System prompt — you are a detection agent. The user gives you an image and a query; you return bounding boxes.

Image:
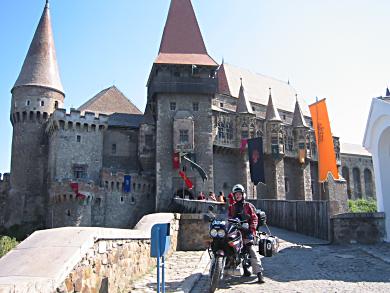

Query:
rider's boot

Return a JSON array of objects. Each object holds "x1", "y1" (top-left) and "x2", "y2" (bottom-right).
[
  {"x1": 243, "y1": 266, "x2": 251, "y2": 277},
  {"x1": 257, "y1": 272, "x2": 265, "y2": 283}
]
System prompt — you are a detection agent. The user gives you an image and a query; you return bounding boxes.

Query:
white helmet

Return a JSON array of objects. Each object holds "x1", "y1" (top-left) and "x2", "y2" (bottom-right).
[{"x1": 232, "y1": 184, "x2": 245, "y2": 194}]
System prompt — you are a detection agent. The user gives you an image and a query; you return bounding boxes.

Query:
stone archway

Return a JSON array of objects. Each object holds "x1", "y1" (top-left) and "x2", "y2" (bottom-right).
[{"x1": 363, "y1": 97, "x2": 390, "y2": 242}]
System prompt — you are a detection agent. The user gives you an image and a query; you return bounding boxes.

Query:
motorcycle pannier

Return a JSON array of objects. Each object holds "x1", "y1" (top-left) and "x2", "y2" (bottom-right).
[{"x1": 259, "y1": 234, "x2": 279, "y2": 257}]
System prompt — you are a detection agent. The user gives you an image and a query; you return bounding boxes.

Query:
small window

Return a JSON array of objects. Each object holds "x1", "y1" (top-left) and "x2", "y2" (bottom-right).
[
  {"x1": 40, "y1": 101, "x2": 45, "y2": 107},
  {"x1": 112, "y1": 144, "x2": 117, "y2": 154},
  {"x1": 66, "y1": 209, "x2": 71, "y2": 217},
  {"x1": 170, "y1": 102, "x2": 176, "y2": 111},
  {"x1": 193, "y1": 102, "x2": 199, "y2": 111},
  {"x1": 26, "y1": 100, "x2": 30, "y2": 106},
  {"x1": 241, "y1": 130, "x2": 249, "y2": 139},
  {"x1": 73, "y1": 165, "x2": 87, "y2": 179},
  {"x1": 76, "y1": 135, "x2": 81, "y2": 142},
  {"x1": 282, "y1": 114, "x2": 286, "y2": 120},
  {"x1": 120, "y1": 196, "x2": 124, "y2": 203},
  {"x1": 145, "y1": 134, "x2": 153, "y2": 148},
  {"x1": 252, "y1": 106, "x2": 255, "y2": 111},
  {"x1": 179, "y1": 129, "x2": 189, "y2": 144},
  {"x1": 54, "y1": 101, "x2": 58, "y2": 109},
  {"x1": 285, "y1": 178, "x2": 290, "y2": 193},
  {"x1": 220, "y1": 102, "x2": 224, "y2": 108}
]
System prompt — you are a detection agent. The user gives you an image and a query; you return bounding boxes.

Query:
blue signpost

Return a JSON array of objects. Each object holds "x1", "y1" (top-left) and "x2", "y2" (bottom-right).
[{"x1": 151, "y1": 223, "x2": 171, "y2": 293}]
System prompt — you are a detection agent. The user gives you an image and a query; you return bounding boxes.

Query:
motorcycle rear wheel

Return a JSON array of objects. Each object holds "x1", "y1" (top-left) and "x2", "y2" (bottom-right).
[{"x1": 210, "y1": 256, "x2": 224, "y2": 293}]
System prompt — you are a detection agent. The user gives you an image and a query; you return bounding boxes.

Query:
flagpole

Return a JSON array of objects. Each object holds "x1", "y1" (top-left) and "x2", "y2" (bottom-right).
[{"x1": 315, "y1": 97, "x2": 322, "y2": 200}]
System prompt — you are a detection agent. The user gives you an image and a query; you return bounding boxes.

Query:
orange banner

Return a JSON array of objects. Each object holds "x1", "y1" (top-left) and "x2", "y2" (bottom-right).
[{"x1": 309, "y1": 99, "x2": 339, "y2": 182}]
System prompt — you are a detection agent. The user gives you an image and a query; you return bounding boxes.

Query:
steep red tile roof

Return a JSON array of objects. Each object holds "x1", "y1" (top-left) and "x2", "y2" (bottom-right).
[
  {"x1": 78, "y1": 86, "x2": 142, "y2": 115},
  {"x1": 155, "y1": 0, "x2": 217, "y2": 66}
]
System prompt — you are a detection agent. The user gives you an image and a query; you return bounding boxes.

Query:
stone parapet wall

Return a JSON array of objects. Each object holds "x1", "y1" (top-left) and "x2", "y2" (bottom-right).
[
  {"x1": 58, "y1": 215, "x2": 180, "y2": 293},
  {"x1": 178, "y1": 214, "x2": 210, "y2": 251},
  {"x1": 0, "y1": 213, "x2": 179, "y2": 293},
  {"x1": 331, "y1": 212, "x2": 385, "y2": 244}
]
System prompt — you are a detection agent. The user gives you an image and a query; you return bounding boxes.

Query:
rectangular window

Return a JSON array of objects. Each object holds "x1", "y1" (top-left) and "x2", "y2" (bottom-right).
[
  {"x1": 220, "y1": 102, "x2": 224, "y2": 108},
  {"x1": 179, "y1": 130, "x2": 189, "y2": 144},
  {"x1": 241, "y1": 130, "x2": 249, "y2": 139},
  {"x1": 73, "y1": 165, "x2": 87, "y2": 179},
  {"x1": 170, "y1": 102, "x2": 176, "y2": 111},
  {"x1": 112, "y1": 144, "x2": 117, "y2": 154},
  {"x1": 76, "y1": 135, "x2": 81, "y2": 142},
  {"x1": 145, "y1": 134, "x2": 153, "y2": 148},
  {"x1": 193, "y1": 102, "x2": 199, "y2": 111}
]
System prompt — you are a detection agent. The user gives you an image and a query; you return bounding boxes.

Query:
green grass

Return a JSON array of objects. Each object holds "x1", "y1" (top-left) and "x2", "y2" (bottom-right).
[
  {"x1": 0, "y1": 236, "x2": 19, "y2": 258},
  {"x1": 348, "y1": 199, "x2": 377, "y2": 213}
]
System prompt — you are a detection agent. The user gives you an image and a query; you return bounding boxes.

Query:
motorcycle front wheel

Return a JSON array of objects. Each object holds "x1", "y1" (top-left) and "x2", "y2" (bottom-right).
[{"x1": 210, "y1": 256, "x2": 224, "y2": 293}]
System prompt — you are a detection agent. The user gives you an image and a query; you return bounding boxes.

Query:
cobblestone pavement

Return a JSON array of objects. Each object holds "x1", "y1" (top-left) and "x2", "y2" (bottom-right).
[
  {"x1": 130, "y1": 250, "x2": 208, "y2": 293},
  {"x1": 191, "y1": 229, "x2": 390, "y2": 293}
]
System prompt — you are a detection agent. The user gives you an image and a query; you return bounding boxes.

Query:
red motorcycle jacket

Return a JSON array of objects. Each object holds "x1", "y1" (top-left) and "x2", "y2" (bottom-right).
[{"x1": 228, "y1": 200, "x2": 258, "y2": 235}]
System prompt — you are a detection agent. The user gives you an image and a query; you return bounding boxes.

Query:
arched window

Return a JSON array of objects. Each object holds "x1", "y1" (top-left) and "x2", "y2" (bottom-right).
[
  {"x1": 342, "y1": 166, "x2": 351, "y2": 199},
  {"x1": 364, "y1": 169, "x2": 373, "y2": 198},
  {"x1": 54, "y1": 101, "x2": 58, "y2": 109},
  {"x1": 352, "y1": 168, "x2": 362, "y2": 198}
]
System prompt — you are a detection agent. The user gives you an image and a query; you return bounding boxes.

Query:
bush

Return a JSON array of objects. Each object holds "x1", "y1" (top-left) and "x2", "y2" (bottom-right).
[
  {"x1": 348, "y1": 199, "x2": 377, "y2": 213},
  {"x1": 0, "y1": 236, "x2": 19, "y2": 258}
]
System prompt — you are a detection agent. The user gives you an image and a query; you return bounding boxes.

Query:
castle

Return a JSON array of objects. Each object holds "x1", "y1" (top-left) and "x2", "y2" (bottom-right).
[{"x1": 0, "y1": 0, "x2": 346, "y2": 235}]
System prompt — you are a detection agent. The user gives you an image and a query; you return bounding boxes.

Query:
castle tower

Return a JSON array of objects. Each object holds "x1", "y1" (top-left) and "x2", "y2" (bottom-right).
[
  {"x1": 147, "y1": 0, "x2": 218, "y2": 211},
  {"x1": 236, "y1": 81, "x2": 256, "y2": 198},
  {"x1": 264, "y1": 89, "x2": 286, "y2": 199},
  {"x1": 7, "y1": 1, "x2": 65, "y2": 231},
  {"x1": 291, "y1": 96, "x2": 312, "y2": 200}
]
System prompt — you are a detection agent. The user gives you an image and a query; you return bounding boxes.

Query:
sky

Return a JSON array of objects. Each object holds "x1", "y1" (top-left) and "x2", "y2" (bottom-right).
[{"x1": 0, "y1": 0, "x2": 389, "y2": 173}]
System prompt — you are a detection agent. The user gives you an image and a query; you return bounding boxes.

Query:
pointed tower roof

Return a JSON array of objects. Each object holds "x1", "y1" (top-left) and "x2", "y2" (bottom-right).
[
  {"x1": 78, "y1": 86, "x2": 142, "y2": 115},
  {"x1": 217, "y1": 63, "x2": 231, "y2": 95},
  {"x1": 386, "y1": 87, "x2": 390, "y2": 97},
  {"x1": 155, "y1": 0, "x2": 217, "y2": 66},
  {"x1": 292, "y1": 95, "x2": 308, "y2": 128},
  {"x1": 236, "y1": 79, "x2": 253, "y2": 114},
  {"x1": 265, "y1": 88, "x2": 281, "y2": 122},
  {"x1": 12, "y1": 1, "x2": 64, "y2": 94}
]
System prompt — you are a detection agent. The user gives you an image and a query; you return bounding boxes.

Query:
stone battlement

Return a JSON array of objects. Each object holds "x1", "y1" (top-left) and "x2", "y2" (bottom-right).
[
  {"x1": 100, "y1": 168, "x2": 155, "y2": 194},
  {"x1": 46, "y1": 108, "x2": 108, "y2": 134},
  {"x1": 49, "y1": 180, "x2": 103, "y2": 204},
  {"x1": 0, "y1": 173, "x2": 10, "y2": 183}
]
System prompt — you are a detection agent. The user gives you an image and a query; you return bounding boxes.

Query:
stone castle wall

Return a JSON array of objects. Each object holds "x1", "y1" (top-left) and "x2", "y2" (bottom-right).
[{"x1": 156, "y1": 93, "x2": 214, "y2": 211}]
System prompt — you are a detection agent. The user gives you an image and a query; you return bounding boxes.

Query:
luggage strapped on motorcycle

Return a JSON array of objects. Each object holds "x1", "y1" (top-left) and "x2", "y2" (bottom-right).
[{"x1": 258, "y1": 222, "x2": 279, "y2": 257}]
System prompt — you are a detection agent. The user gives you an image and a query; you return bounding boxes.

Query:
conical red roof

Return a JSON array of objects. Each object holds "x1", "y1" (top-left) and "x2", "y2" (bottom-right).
[
  {"x1": 12, "y1": 2, "x2": 64, "y2": 94},
  {"x1": 155, "y1": 0, "x2": 217, "y2": 66}
]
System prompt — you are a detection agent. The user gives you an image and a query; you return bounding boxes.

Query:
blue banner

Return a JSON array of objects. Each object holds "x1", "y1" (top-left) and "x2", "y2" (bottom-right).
[{"x1": 124, "y1": 175, "x2": 131, "y2": 193}]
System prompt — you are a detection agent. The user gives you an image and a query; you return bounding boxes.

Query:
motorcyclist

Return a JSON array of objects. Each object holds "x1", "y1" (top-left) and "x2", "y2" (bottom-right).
[{"x1": 228, "y1": 184, "x2": 265, "y2": 283}]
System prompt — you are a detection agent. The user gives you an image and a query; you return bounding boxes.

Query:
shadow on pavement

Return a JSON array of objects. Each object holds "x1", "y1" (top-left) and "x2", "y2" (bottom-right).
[{"x1": 262, "y1": 244, "x2": 390, "y2": 283}]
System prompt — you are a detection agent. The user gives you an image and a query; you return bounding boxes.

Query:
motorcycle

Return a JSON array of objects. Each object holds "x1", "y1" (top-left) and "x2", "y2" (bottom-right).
[{"x1": 207, "y1": 210, "x2": 251, "y2": 293}]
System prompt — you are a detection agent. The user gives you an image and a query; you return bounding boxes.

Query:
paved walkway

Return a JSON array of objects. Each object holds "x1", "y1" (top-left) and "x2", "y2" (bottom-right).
[{"x1": 130, "y1": 227, "x2": 390, "y2": 293}]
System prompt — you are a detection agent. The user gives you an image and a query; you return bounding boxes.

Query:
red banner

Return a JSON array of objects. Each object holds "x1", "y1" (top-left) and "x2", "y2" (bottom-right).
[
  {"x1": 178, "y1": 171, "x2": 194, "y2": 189},
  {"x1": 173, "y1": 152, "x2": 181, "y2": 169}
]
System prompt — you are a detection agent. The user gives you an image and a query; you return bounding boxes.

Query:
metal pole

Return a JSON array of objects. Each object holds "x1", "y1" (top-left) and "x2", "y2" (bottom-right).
[
  {"x1": 157, "y1": 227, "x2": 160, "y2": 293},
  {"x1": 162, "y1": 256, "x2": 165, "y2": 293}
]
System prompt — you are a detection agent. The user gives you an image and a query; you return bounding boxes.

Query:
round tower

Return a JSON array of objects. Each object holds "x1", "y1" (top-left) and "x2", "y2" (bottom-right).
[{"x1": 6, "y1": 1, "x2": 65, "y2": 232}]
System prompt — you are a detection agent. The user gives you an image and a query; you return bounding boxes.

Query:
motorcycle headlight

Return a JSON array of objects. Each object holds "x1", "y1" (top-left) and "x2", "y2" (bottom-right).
[
  {"x1": 217, "y1": 229, "x2": 226, "y2": 238},
  {"x1": 210, "y1": 228, "x2": 218, "y2": 238}
]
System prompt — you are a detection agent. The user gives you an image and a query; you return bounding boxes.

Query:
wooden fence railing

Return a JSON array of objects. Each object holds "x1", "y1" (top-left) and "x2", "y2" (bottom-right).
[{"x1": 249, "y1": 199, "x2": 330, "y2": 240}]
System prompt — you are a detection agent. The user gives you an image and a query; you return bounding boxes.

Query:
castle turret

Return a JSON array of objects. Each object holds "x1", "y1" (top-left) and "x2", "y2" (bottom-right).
[
  {"x1": 291, "y1": 96, "x2": 313, "y2": 200},
  {"x1": 7, "y1": 1, "x2": 65, "y2": 232},
  {"x1": 264, "y1": 89, "x2": 285, "y2": 199},
  {"x1": 148, "y1": 0, "x2": 218, "y2": 211}
]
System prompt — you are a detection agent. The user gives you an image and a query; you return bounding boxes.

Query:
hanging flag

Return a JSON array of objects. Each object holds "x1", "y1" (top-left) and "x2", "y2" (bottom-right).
[
  {"x1": 124, "y1": 175, "x2": 131, "y2": 193},
  {"x1": 70, "y1": 182, "x2": 79, "y2": 194},
  {"x1": 247, "y1": 137, "x2": 265, "y2": 185},
  {"x1": 178, "y1": 170, "x2": 194, "y2": 189},
  {"x1": 182, "y1": 155, "x2": 208, "y2": 181},
  {"x1": 173, "y1": 152, "x2": 181, "y2": 169},
  {"x1": 309, "y1": 99, "x2": 339, "y2": 182},
  {"x1": 240, "y1": 139, "x2": 248, "y2": 153}
]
